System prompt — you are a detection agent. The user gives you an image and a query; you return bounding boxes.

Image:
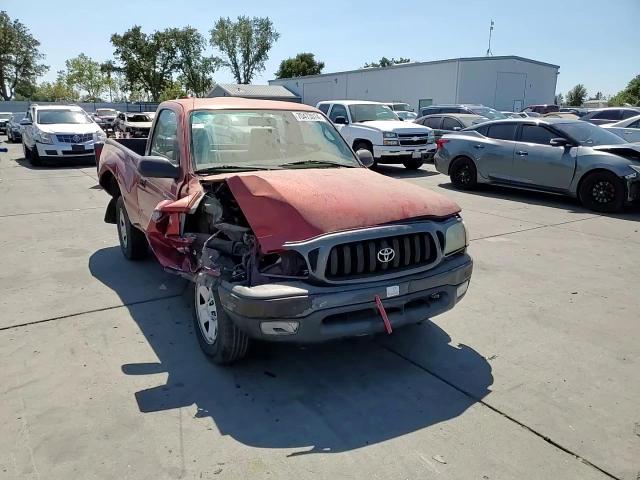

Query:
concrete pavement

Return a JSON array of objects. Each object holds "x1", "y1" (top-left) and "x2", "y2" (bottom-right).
[{"x1": 0, "y1": 140, "x2": 638, "y2": 479}]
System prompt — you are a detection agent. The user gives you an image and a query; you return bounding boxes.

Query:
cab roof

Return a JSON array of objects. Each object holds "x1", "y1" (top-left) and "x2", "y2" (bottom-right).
[{"x1": 163, "y1": 97, "x2": 320, "y2": 113}]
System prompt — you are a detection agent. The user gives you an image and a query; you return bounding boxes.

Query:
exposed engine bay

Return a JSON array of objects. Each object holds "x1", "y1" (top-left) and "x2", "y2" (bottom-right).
[{"x1": 184, "y1": 182, "x2": 308, "y2": 286}]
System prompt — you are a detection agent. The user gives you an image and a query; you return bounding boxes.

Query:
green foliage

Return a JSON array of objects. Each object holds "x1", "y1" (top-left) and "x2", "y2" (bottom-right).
[
  {"x1": 566, "y1": 84, "x2": 587, "y2": 106},
  {"x1": 363, "y1": 57, "x2": 410, "y2": 68},
  {"x1": 0, "y1": 10, "x2": 48, "y2": 100},
  {"x1": 26, "y1": 71, "x2": 78, "y2": 102},
  {"x1": 210, "y1": 16, "x2": 280, "y2": 84},
  {"x1": 174, "y1": 26, "x2": 218, "y2": 97},
  {"x1": 65, "y1": 53, "x2": 108, "y2": 101},
  {"x1": 554, "y1": 93, "x2": 564, "y2": 105},
  {"x1": 159, "y1": 79, "x2": 186, "y2": 101},
  {"x1": 608, "y1": 75, "x2": 640, "y2": 106},
  {"x1": 111, "y1": 25, "x2": 181, "y2": 101},
  {"x1": 275, "y1": 52, "x2": 324, "y2": 79}
]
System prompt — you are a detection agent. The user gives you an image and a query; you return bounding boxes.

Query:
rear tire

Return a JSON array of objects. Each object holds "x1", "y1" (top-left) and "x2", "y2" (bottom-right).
[
  {"x1": 402, "y1": 158, "x2": 424, "y2": 170},
  {"x1": 116, "y1": 196, "x2": 148, "y2": 260},
  {"x1": 450, "y1": 157, "x2": 477, "y2": 190},
  {"x1": 193, "y1": 273, "x2": 249, "y2": 365},
  {"x1": 578, "y1": 171, "x2": 625, "y2": 213}
]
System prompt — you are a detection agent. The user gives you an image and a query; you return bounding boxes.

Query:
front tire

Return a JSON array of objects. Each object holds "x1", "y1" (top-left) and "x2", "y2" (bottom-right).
[
  {"x1": 402, "y1": 158, "x2": 424, "y2": 170},
  {"x1": 116, "y1": 196, "x2": 148, "y2": 260},
  {"x1": 579, "y1": 171, "x2": 625, "y2": 213},
  {"x1": 193, "y1": 274, "x2": 249, "y2": 365},
  {"x1": 450, "y1": 157, "x2": 478, "y2": 190}
]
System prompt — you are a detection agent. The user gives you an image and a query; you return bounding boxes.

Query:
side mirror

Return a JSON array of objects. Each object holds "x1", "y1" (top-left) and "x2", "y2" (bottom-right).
[
  {"x1": 356, "y1": 149, "x2": 375, "y2": 168},
  {"x1": 549, "y1": 137, "x2": 571, "y2": 147},
  {"x1": 333, "y1": 116, "x2": 348, "y2": 125},
  {"x1": 137, "y1": 156, "x2": 180, "y2": 179},
  {"x1": 452, "y1": 126, "x2": 462, "y2": 131},
  {"x1": 20, "y1": 119, "x2": 32, "y2": 126}
]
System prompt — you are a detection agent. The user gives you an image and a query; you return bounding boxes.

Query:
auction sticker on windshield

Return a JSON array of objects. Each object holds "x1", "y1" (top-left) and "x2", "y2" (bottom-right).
[{"x1": 292, "y1": 112, "x2": 325, "y2": 122}]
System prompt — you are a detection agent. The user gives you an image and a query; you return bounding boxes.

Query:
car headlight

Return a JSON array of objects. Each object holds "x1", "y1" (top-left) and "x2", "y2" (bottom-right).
[
  {"x1": 94, "y1": 130, "x2": 107, "y2": 142},
  {"x1": 35, "y1": 130, "x2": 53, "y2": 144},
  {"x1": 383, "y1": 131, "x2": 399, "y2": 146},
  {"x1": 444, "y1": 220, "x2": 468, "y2": 256}
]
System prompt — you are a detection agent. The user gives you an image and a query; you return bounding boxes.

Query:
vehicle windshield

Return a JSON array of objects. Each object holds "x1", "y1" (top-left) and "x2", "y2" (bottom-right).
[
  {"x1": 397, "y1": 111, "x2": 417, "y2": 120},
  {"x1": 11, "y1": 112, "x2": 27, "y2": 121},
  {"x1": 470, "y1": 107, "x2": 507, "y2": 120},
  {"x1": 37, "y1": 110, "x2": 92, "y2": 125},
  {"x1": 190, "y1": 109, "x2": 359, "y2": 172},
  {"x1": 0, "y1": 113, "x2": 12, "y2": 120},
  {"x1": 126, "y1": 114, "x2": 151, "y2": 122},
  {"x1": 349, "y1": 104, "x2": 398, "y2": 122},
  {"x1": 96, "y1": 109, "x2": 117, "y2": 116},
  {"x1": 391, "y1": 103, "x2": 412, "y2": 112},
  {"x1": 554, "y1": 121, "x2": 625, "y2": 146}
]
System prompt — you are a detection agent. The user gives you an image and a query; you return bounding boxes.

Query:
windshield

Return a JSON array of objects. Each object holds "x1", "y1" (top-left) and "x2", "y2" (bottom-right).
[
  {"x1": 96, "y1": 109, "x2": 117, "y2": 116},
  {"x1": 0, "y1": 113, "x2": 12, "y2": 120},
  {"x1": 37, "y1": 110, "x2": 92, "y2": 125},
  {"x1": 397, "y1": 111, "x2": 417, "y2": 120},
  {"x1": 390, "y1": 103, "x2": 412, "y2": 112},
  {"x1": 554, "y1": 122, "x2": 625, "y2": 146},
  {"x1": 349, "y1": 104, "x2": 398, "y2": 123},
  {"x1": 470, "y1": 107, "x2": 507, "y2": 120},
  {"x1": 126, "y1": 114, "x2": 151, "y2": 122},
  {"x1": 191, "y1": 110, "x2": 358, "y2": 172},
  {"x1": 11, "y1": 112, "x2": 27, "y2": 121}
]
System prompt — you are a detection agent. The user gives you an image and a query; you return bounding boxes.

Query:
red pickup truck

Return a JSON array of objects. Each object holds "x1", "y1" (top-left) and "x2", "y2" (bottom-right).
[{"x1": 97, "y1": 98, "x2": 472, "y2": 364}]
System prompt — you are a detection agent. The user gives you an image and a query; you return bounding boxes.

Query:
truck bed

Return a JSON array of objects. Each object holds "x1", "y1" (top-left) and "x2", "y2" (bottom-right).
[{"x1": 107, "y1": 137, "x2": 147, "y2": 157}]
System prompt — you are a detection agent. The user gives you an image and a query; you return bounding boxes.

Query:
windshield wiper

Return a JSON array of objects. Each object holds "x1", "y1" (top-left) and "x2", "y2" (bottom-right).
[
  {"x1": 195, "y1": 165, "x2": 279, "y2": 174},
  {"x1": 281, "y1": 160, "x2": 354, "y2": 168}
]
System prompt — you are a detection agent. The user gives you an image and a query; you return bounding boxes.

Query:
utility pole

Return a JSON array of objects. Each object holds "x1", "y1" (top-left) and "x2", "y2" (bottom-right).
[{"x1": 486, "y1": 19, "x2": 494, "y2": 56}]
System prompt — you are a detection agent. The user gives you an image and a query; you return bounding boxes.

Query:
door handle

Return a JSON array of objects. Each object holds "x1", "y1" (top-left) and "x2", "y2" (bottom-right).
[
  {"x1": 474, "y1": 145, "x2": 485, "y2": 149},
  {"x1": 516, "y1": 150, "x2": 528, "y2": 156}
]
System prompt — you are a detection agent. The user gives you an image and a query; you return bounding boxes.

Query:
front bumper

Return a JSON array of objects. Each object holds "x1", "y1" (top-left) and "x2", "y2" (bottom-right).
[
  {"x1": 218, "y1": 253, "x2": 472, "y2": 343},
  {"x1": 35, "y1": 139, "x2": 96, "y2": 159},
  {"x1": 373, "y1": 143, "x2": 436, "y2": 162}
]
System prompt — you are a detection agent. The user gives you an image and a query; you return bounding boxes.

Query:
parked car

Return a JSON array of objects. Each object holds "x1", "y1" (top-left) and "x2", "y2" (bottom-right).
[
  {"x1": 522, "y1": 104, "x2": 559, "y2": 114},
  {"x1": 114, "y1": 112, "x2": 154, "y2": 137},
  {"x1": 21, "y1": 104, "x2": 107, "y2": 166},
  {"x1": 601, "y1": 114, "x2": 640, "y2": 143},
  {"x1": 0, "y1": 112, "x2": 12, "y2": 134},
  {"x1": 317, "y1": 100, "x2": 435, "y2": 169},
  {"x1": 543, "y1": 112, "x2": 579, "y2": 120},
  {"x1": 97, "y1": 97, "x2": 473, "y2": 364},
  {"x1": 385, "y1": 102, "x2": 414, "y2": 112},
  {"x1": 92, "y1": 108, "x2": 118, "y2": 132},
  {"x1": 502, "y1": 111, "x2": 540, "y2": 118},
  {"x1": 581, "y1": 107, "x2": 640, "y2": 125},
  {"x1": 419, "y1": 104, "x2": 507, "y2": 121},
  {"x1": 434, "y1": 118, "x2": 640, "y2": 212},
  {"x1": 6, "y1": 112, "x2": 27, "y2": 142},
  {"x1": 415, "y1": 113, "x2": 486, "y2": 142},
  {"x1": 559, "y1": 107, "x2": 588, "y2": 117},
  {"x1": 396, "y1": 111, "x2": 417, "y2": 121}
]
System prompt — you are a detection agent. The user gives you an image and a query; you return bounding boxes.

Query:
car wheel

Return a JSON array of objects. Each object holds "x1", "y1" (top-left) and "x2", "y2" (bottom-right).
[
  {"x1": 353, "y1": 141, "x2": 377, "y2": 168},
  {"x1": 402, "y1": 158, "x2": 424, "y2": 170},
  {"x1": 450, "y1": 157, "x2": 477, "y2": 190},
  {"x1": 22, "y1": 143, "x2": 31, "y2": 160},
  {"x1": 193, "y1": 273, "x2": 249, "y2": 365},
  {"x1": 115, "y1": 196, "x2": 148, "y2": 260},
  {"x1": 7, "y1": 131, "x2": 13, "y2": 143},
  {"x1": 579, "y1": 171, "x2": 625, "y2": 213},
  {"x1": 26, "y1": 144, "x2": 43, "y2": 166}
]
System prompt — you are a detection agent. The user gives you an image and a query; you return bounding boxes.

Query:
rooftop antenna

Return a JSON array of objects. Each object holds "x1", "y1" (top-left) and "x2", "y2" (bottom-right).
[{"x1": 486, "y1": 19, "x2": 494, "y2": 56}]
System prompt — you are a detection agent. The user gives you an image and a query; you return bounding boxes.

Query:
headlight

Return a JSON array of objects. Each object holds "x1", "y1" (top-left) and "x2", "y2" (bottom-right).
[
  {"x1": 444, "y1": 220, "x2": 468, "y2": 256},
  {"x1": 35, "y1": 130, "x2": 53, "y2": 144},
  {"x1": 383, "y1": 132, "x2": 399, "y2": 146},
  {"x1": 383, "y1": 132, "x2": 398, "y2": 138},
  {"x1": 94, "y1": 130, "x2": 107, "y2": 142}
]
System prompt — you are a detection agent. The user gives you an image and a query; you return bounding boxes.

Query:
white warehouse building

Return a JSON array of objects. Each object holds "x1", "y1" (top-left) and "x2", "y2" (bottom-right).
[{"x1": 270, "y1": 55, "x2": 559, "y2": 113}]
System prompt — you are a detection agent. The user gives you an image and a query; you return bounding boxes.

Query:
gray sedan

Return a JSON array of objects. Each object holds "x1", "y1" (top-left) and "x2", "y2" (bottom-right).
[{"x1": 434, "y1": 118, "x2": 640, "y2": 212}]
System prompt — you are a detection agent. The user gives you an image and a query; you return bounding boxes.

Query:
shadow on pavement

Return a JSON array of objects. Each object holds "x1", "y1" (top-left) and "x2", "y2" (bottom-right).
[
  {"x1": 438, "y1": 181, "x2": 640, "y2": 220},
  {"x1": 375, "y1": 164, "x2": 440, "y2": 179},
  {"x1": 89, "y1": 246, "x2": 493, "y2": 454},
  {"x1": 15, "y1": 156, "x2": 97, "y2": 170}
]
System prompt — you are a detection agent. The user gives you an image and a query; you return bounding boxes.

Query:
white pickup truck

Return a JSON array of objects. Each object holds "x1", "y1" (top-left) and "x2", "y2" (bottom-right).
[{"x1": 316, "y1": 100, "x2": 435, "y2": 169}]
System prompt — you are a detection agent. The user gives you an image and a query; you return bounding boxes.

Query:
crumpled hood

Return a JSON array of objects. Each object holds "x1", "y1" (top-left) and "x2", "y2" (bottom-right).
[
  {"x1": 38, "y1": 123, "x2": 101, "y2": 135},
  {"x1": 357, "y1": 120, "x2": 432, "y2": 134},
  {"x1": 224, "y1": 168, "x2": 460, "y2": 253}
]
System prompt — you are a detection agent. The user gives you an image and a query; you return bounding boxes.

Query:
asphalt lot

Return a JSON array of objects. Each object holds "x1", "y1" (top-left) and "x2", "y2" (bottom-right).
[{"x1": 0, "y1": 138, "x2": 638, "y2": 480}]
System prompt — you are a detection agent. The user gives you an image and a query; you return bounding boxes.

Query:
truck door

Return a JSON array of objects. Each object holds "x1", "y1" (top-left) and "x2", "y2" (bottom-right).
[
  {"x1": 328, "y1": 104, "x2": 353, "y2": 145},
  {"x1": 136, "y1": 108, "x2": 181, "y2": 229}
]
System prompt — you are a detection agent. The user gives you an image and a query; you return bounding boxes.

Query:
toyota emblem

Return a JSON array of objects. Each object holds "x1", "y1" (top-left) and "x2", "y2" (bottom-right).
[
  {"x1": 73, "y1": 134, "x2": 80, "y2": 143},
  {"x1": 377, "y1": 247, "x2": 395, "y2": 263}
]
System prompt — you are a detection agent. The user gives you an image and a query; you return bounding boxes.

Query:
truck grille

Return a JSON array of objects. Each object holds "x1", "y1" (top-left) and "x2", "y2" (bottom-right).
[
  {"x1": 325, "y1": 232, "x2": 438, "y2": 280},
  {"x1": 398, "y1": 133, "x2": 429, "y2": 146},
  {"x1": 56, "y1": 133, "x2": 93, "y2": 143}
]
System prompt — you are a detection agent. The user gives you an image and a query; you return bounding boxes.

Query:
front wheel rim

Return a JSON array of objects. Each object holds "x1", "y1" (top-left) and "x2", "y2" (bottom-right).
[
  {"x1": 455, "y1": 165, "x2": 472, "y2": 185},
  {"x1": 591, "y1": 180, "x2": 615, "y2": 204},
  {"x1": 196, "y1": 282, "x2": 218, "y2": 344},
  {"x1": 118, "y1": 207, "x2": 128, "y2": 248}
]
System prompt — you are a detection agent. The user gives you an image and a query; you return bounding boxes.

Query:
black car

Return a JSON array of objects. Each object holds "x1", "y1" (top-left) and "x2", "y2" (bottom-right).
[
  {"x1": 581, "y1": 107, "x2": 640, "y2": 125},
  {"x1": 6, "y1": 112, "x2": 27, "y2": 142},
  {"x1": 419, "y1": 104, "x2": 507, "y2": 120}
]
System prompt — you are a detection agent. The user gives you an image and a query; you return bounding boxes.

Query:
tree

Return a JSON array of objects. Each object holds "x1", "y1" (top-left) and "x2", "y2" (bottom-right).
[
  {"x1": 0, "y1": 11, "x2": 48, "y2": 100},
  {"x1": 363, "y1": 57, "x2": 410, "y2": 68},
  {"x1": 174, "y1": 27, "x2": 218, "y2": 97},
  {"x1": 566, "y1": 84, "x2": 587, "y2": 106},
  {"x1": 608, "y1": 75, "x2": 640, "y2": 106},
  {"x1": 554, "y1": 93, "x2": 564, "y2": 105},
  {"x1": 111, "y1": 26, "x2": 181, "y2": 101},
  {"x1": 65, "y1": 53, "x2": 108, "y2": 101},
  {"x1": 210, "y1": 16, "x2": 280, "y2": 84},
  {"x1": 159, "y1": 79, "x2": 186, "y2": 101},
  {"x1": 275, "y1": 52, "x2": 324, "y2": 79},
  {"x1": 25, "y1": 71, "x2": 78, "y2": 102}
]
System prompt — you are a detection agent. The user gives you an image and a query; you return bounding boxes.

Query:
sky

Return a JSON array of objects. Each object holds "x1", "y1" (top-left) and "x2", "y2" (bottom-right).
[{"x1": 3, "y1": 0, "x2": 639, "y2": 97}]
